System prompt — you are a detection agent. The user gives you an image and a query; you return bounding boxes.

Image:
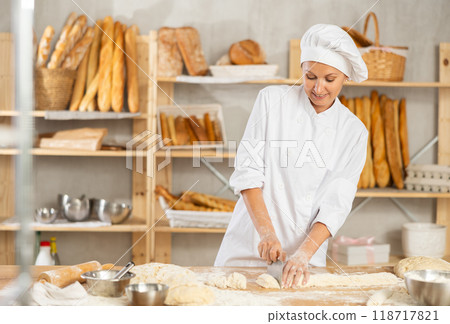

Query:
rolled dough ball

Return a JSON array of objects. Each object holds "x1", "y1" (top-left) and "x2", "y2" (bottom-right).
[
  {"x1": 366, "y1": 289, "x2": 394, "y2": 306},
  {"x1": 394, "y1": 256, "x2": 450, "y2": 279},
  {"x1": 256, "y1": 274, "x2": 281, "y2": 289},
  {"x1": 165, "y1": 284, "x2": 215, "y2": 306},
  {"x1": 207, "y1": 274, "x2": 228, "y2": 289},
  {"x1": 227, "y1": 272, "x2": 247, "y2": 290}
]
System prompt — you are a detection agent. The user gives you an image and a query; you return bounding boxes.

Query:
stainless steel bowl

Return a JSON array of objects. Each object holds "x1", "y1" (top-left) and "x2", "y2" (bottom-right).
[
  {"x1": 81, "y1": 270, "x2": 136, "y2": 297},
  {"x1": 125, "y1": 283, "x2": 169, "y2": 306},
  {"x1": 34, "y1": 207, "x2": 58, "y2": 224},
  {"x1": 90, "y1": 198, "x2": 132, "y2": 224},
  {"x1": 405, "y1": 270, "x2": 450, "y2": 306},
  {"x1": 63, "y1": 196, "x2": 90, "y2": 222}
]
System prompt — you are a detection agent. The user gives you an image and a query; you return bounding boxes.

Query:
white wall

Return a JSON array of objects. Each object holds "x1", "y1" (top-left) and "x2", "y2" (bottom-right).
[{"x1": 2, "y1": 0, "x2": 449, "y2": 266}]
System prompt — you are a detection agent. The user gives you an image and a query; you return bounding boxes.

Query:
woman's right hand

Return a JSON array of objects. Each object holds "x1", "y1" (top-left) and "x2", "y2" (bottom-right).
[{"x1": 258, "y1": 232, "x2": 286, "y2": 264}]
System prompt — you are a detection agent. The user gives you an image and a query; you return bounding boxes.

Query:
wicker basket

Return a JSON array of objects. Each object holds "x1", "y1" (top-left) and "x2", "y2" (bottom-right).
[
  {"x1": 35, "y1": 68, "x2": 77, "y2": 110},
  {"x1": 360, "y1": 12, "x2": 408, "y2": 81}
]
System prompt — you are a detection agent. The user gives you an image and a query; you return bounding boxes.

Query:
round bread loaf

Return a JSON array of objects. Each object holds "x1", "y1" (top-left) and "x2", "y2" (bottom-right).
[{"x1": 229, "y1": 39, "x2": 266, "y2": 65}]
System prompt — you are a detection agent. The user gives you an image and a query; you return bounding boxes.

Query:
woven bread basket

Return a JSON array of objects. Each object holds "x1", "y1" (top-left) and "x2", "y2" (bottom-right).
[
  {"x1": 35, "y1": 68, "x2": 76, "y2": 110},
  {"x1": 360, "y1": 12, "x2": 408, "y2": 81}
]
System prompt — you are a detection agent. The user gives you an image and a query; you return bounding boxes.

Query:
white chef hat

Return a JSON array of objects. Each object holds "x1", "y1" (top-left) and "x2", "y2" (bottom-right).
[{"x1": 300, "y1": 24, "x2": 368, "y2": 83}]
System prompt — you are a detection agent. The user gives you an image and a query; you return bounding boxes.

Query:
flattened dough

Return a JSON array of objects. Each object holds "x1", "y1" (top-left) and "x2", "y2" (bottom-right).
[
  {"x1": 164, "y1": 284, "x2": 215, "y2": 306},
  {"x1": 394, "y1": 256, "x2": 450, "y2": 279},
  {"x1": 227, "y1": 272, "x2": 247, "y2": 289},
  {"x1": 256, "y1": 274, "x2": 281, "y2": 289}
]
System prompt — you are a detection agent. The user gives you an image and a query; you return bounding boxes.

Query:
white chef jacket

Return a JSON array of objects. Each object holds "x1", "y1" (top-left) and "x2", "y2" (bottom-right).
[{"x1": 215, "y1": 85, "x2": 368, "y2": 267}]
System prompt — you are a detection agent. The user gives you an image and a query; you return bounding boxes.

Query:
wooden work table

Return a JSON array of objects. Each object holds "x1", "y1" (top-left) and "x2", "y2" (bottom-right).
[{"x1": 0, "y1": 264, "x2": 407, "y2": 306}]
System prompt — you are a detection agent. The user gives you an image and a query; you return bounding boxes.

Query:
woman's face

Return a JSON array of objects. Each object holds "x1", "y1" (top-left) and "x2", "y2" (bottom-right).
[{"x1": 302, "y1": 61, "x2": 347, "y2": 113}]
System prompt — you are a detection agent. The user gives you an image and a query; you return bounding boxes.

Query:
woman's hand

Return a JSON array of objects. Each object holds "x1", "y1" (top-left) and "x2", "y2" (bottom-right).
[
  {"x1": 258, "y1": 232, "x2": 286, "y2": 264},
  {"x1": 281, "y1": 249, "x2": 310, "y2": 289}
]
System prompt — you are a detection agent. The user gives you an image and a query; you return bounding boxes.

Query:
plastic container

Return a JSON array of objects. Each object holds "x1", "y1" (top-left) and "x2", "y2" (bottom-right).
[
  {"x1": 402, "y1": 223, "x2": 447, "y2": 258},
  {"x1": 35, "y1": 241, "x2": 53, "y2": 266}
]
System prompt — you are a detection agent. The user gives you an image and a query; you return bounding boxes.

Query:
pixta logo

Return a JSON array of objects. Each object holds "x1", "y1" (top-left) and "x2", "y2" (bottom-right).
[{"x1": 126, "y1": 130, "x2": 171, "y2": 178}]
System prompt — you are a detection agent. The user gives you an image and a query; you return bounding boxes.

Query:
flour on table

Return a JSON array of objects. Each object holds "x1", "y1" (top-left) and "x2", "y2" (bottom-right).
[
  {"x1": 294, "y1": 272, "x2": 401, "y2": 288},
  {"x1": 131, "y1": 262, "x2": 214, "y2": 305},
  {"x1": 227, "y1": 272, "x2": 247, "y2": 289},
  {"x1": 394, "y1": 256, "x2": 450, "y2": 279},
  {"x1": 256, "y1": 273, "x2": 281, "y2": 289}
]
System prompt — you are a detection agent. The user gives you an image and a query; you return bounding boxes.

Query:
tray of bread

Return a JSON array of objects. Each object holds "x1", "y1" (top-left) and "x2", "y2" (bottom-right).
[
  {"x1": 157, "y1": 104, "x2": 226, "y2": 149},
  {"x1": 155, "y1": 185, "x2": 235, "y2": 228}
]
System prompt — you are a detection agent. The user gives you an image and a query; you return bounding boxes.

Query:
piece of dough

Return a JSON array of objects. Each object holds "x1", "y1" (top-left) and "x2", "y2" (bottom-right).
[
  {"x1": 227, "y1": 272, "x2": 247, "y2": 290},
  {"x1": 294, "y1": 272, "x2": 400, "y2": 288},
  {"x1": 394, "y1": 256, "x2": 450, "y2": 279},
  {"x1": 206, "y1": 274, "x2": 228, "y2": 289},
  {"x1": 366, "y1": 289, "x2": 394, "y2": 306},
  {"x1": 256, "y1": 274, "x2": 281, "y2": 289},
  {"x1": 164, "y1": 284, "x2": 215, "y2": 306}
]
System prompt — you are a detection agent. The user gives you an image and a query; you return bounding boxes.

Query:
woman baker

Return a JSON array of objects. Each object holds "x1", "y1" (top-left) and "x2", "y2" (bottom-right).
[{"x1": 215, "y1": 24, "x2": 369, "y2": 288}]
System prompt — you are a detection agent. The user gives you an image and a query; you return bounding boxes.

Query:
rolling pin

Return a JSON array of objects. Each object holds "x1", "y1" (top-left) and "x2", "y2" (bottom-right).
[{"x1": 38, "y1": 261, "x2": 114, "y2": 288}]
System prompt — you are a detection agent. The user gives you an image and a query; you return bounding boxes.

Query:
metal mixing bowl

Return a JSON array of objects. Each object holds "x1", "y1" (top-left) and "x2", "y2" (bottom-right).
[
  {"x1": 125, "y1": 283, "x2": 169, "y2": 306},
  {"x1": 90, "y1": 198, "x2": 132, "y2": 224},
  {"x1": 404, "y1": 270, "x2": 450, "y2": 306},
  {"x1": 34, "y1": 207, "x2": 58, "y2": 224},
  {"x1": 81, "y1": 270, "x2": 136, "y2": 297},
  {"x1": 63, "y1": 196, "x2": 90, "y2": 222}
]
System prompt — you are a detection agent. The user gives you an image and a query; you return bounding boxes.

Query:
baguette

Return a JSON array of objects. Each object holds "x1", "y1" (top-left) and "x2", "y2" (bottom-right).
[
  {"x1": 213, "y1": 120, "x2": 223, "y2": 142},
  {"x1": 188, "y1": 116, "x2": 208, "y2": 142},
  {"x1": 189, "y1": 193, "x2": 234, "y2": 212},
  {"x1": 69, "y1": 46, "x2": 90, "y2": 111},
  {"x1": 47, "y1": 12, "x2": 77, "y2": 68},
  {"x1": 384, "y1": 99, "x2": 404, "y2": 189},
  {"x1": 35, "y1": 26, "x2": 55, "y2": 68},
  {"x1": 339, "y1": 95, "x2": 348, "y2": 108},
  {"x1": 38, "y1": 261, "x2": 101, "y2": 288},
  {"x1": 175, "y1": 116, "x2": 189, "y2": 145},
  {"x1": 355, "y1": 97, "x2": 369, "y2": 188},
  {"x1": 160, "y1": 113, "x2": 171, "y2": 145},
  {"x1": 363, "y1": 96, "x2": 375, "y2": 188},
  {"x1": 157, "y1": 27, "x2": 183, "y2": 77},
  {"x1": 379, "y1": 94, "x2": 387, "y2": 119},
  {"x1": 347, "y1": 97, "x2": 355, "y2": 114},
  {"x1": 167, "y1": 115, "x2": 178, "y2": 145},
  {"x1": 59, "y1": 15, "x2": 87, "y2": 66},
  {"x1": 112, "y1": 22, "x2": 125, "y2": 112},
  {"x1": 185, "y1": 118, "x2": 198, "y2": 144},
  {"x1": 204, "y1": 113, "x2": 215, "y2": 141},
  {"x1": 125, "y1": 25, "x2": 140, "y2": 113},
  {"x1": 370, "y1": 90, "x2": 390, "y2": 188},
  {"x1": 97, "y1": 16, "x2": 114, "y2": 112},
  {"x1": 175, "y1": 27, "x2": 208, "y2": 76},
  {"x1": 79, "y1": 72, "x2": 99, "y2": 112},
  {"x1": 61, "y1": 26, "x2": 94, "y2": 70},
  {"x1": 85, "y1": 19, "x2": 103, "y2": 112},
  {"x1": 155, "y1": 185, "x2": 179, "y2": 201},
  {"x1": 399, "y1": 98, "x2": 410, "y2": 169}
]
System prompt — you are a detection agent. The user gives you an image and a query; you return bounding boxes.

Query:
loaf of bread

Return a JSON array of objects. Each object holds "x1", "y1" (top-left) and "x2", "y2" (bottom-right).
[
  {"x1": 185, "y1": 118, "x2": 198, "y2": 143},
  {"x1": 347, "y1": 97, "x2": 355, "y2": 114},
  {"x1": 188, "y1": 116, "x2": 208, "y2": 142},
  {"x1": 355, "y1": 97, "x2": 369, "y2": 188},
  {"x1": 379, "y1": 94, "x2": 387, "y2": 118},
  {"x1": 47, "y1": 12, "x2": 77, "y2": 68},
  {"x1": 213, "y1": 120, "x2": 223, "y2": 142},
  {"x1": 384, "y1": 99, "x2": 404, "y2": 189},
  {"x1": 79, "y1": 72, "x2": 99, "y2": 112},
  {"x1": 85, "y1": 19, "x2": 103, "y2": 112},
  {"x1": 363, "y1": 96, "x2": 375, "y2": 188},
  {"x1": 339, "y1": 95, "x2": 348, "y2": 108},
  {"x1": 60, "y1": 15, "x2": 87, "y2": 65},
  {"x1": 125, "y1": 25, "x2": 140, "y2": 113},
  {"x1": 204, "y1": 113, "x2": 215, "y2": 142},
  {"x1": 188, "y1": 192, "x2": 234, "y2": 212},
  {"x1": 61, "y1": 26, "x2": 94, "y2": 70},
  {"x1": 98, "y1": 16, "x2": 114, "y2": 112},
  {"x1": 370, "y1": 90, "x2": 391, "y2": 188},
  {"x1": 175, "y1": 27, "x2": 208, "y2": 76},
  {"x1": 112, "y1": 22, "x2": 125, "y2": 112},
  {"x1": 38, "y1": 261, "x2": 101, "y2": 288},
  {"x1": 175, "y1": 116, "x2": 189, "y2": 145},
  {"x1": 158, "y1": 27, "x2": 183, "y2": 77},
  {"x1": 35, "y1": 26, "x2": 55, "y2": 68},
  {"x1": 69, "y1": 46, "x2": 90, "y2": 111},
  {"x1": 167, "y1": 115, "x2": 177, "y2": 145},
  {"x1": 399, "y1": 98, "x2": 410, "y2": 169},
  {"x1": 159, "y1": 112, "x2": 171, "y2": 145},
  {"x1": 229, "y1": 39, "x2": 266, "y2": 65}
]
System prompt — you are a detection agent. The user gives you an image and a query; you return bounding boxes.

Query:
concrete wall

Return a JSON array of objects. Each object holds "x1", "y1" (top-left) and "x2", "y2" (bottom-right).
[{"x1": 2, "y1": 0, "x2": 449, "y2": 266}]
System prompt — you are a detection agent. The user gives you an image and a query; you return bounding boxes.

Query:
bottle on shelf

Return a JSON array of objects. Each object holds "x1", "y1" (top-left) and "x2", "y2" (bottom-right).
[
  {"x1": 35, "y1": 241, "x2": 53, "y2": 266},
  {"x1": 50, "y1": 236, "x2": 60, "y2": 265}
]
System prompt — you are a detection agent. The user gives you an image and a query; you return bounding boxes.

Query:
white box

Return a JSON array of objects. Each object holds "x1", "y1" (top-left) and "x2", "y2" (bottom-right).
[
  {"x1": 333, "y1": 243, "x2": 390, "y2": 266},
  {"x1": 157, "y1": 104, "x2": 227, "y2": 150},
  {"x1": 158, "y1": 196, "x2": 232, "y2": 228}
]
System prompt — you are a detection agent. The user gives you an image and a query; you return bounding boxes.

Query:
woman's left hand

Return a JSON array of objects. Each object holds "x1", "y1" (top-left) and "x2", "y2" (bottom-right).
[{"x1": 281, "y1": 249, "x2": 310, "y2": 289}]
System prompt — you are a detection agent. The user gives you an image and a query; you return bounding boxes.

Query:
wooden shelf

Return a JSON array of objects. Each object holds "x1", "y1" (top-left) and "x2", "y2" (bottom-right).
[
  {"x1": 154, "y1": 149, "x2": 236, "y2": 158},
  {"x1": 154, "y1": 226, "x2": 226, "y2": 233},
  {"x1": 0, "y1": 148, "x2": 132, "y2": 157},
  {"x1": 356, "y1": 188, "x2": 450, "y2": 198},
  {"x1": 0, "y1": 217, "x2": 148, "y2": 232},
  {"x1": 157, "y1": 77, "x2": 450, "y2": 88},
  {"x1": 0, "y1": 111, "x2": 149, "y2": 119}
]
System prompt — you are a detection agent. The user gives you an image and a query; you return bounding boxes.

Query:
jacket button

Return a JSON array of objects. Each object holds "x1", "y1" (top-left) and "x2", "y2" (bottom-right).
[
  {"x1": 305, "y1": 194, "x2": 312, "y2": 202},
  {"x1": 278, "y1": 183, "x2": 284, "y2": 189},
  {"x1": 296, "y1": 117, "x2": 302, "y2": 124}
]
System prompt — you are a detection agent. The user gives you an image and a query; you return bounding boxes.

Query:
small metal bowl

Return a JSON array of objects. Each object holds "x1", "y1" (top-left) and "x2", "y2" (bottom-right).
[
  {"x1": 90, "y1": 198, "x2": 132, "y2": 224},
  {"x1": 63, "y1": 197, "x2": 90, "y2": 222},
  {"x1": 81, "y1": 270, "x2": 136, "y2": 297},
  {"x1": 125, "y1": 283, "x2": 169, "y2": 306},
  {"x1": 34, "y1": 207, "x2": 58, "y2": 224},
  {"x1": 405, "y1": 270, "x2": 450, "y2": 306}
]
